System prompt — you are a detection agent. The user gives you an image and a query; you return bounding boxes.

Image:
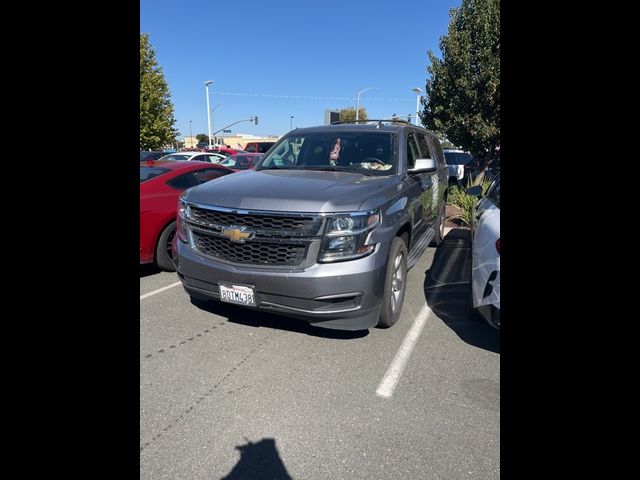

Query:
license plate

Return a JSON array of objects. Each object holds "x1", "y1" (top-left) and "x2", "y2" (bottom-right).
[{"x1": 219, "y1": 283, "x2": 256, "y2": 306}]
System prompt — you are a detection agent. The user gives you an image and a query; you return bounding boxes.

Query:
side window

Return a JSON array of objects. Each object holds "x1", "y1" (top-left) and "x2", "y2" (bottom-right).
[
  {"x1": 193, "y1": 168, "x2": 230, "y2": 184},
  {"x1": 406, "y1": 132, "x2": 421, "y2": 169},
  {"x1": 191, "y1": 155, "x2": 206, "y2": 162},
  {"x1": 166, "y1": 173, "x2": 198, "y2": 190},
  {"x1": 424, "y1": 134, "x2": 446, "y2": 167},
  {"x1": 415, "y1": 133, "x2": 433, "y2": 159},
  {"x1": 429, "y1": 137, "x2": 446, "y2": 167},
  {"x1": 246, "y1": 144, "x2": 255, "y2": 152}
]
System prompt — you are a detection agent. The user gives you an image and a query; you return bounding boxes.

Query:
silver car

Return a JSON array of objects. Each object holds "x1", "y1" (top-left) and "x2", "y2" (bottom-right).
[
  {"x1": 469, "y1": 174, "x2": 500, "y2": 329},
  {"x1": 174, "y1": 120, "x2": 449, "y2": 331}
]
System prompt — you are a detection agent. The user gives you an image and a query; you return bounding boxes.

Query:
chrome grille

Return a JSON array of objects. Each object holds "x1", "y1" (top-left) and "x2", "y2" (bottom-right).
[
  {"x1": 190, "y1": 206, "x2": 317, "y2": 233},
  {"x1": 192, "y1": 231, "x2": 307, "y2": 266}
]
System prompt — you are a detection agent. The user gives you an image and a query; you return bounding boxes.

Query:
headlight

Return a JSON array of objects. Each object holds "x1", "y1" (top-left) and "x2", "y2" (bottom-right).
[
  {"x1": 319, "y1": 211, "x2": 380, "y2": 262},
  {"x1": 176, "y1": 195, "x2": 188, "y2": 242}
]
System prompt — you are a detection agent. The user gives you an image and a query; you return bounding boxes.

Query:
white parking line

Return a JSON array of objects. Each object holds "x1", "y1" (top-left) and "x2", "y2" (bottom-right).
[
  {"x1": 376, "y1": 303, "x2": 432, "y2": 399},
  {"x1": 140, "y1": 281, "x2": 182, "y2": 300}
]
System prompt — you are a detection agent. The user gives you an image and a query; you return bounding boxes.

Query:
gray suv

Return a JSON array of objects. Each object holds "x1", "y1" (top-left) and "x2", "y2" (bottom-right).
[{"x1": 173, "y1": 120, "x2": 448, "y2": 331}]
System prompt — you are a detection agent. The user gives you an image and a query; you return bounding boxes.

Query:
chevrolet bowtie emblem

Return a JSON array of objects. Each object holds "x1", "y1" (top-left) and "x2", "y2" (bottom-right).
[{"x1": 221, "y1": 226, "x2": 253, "y2": 243}]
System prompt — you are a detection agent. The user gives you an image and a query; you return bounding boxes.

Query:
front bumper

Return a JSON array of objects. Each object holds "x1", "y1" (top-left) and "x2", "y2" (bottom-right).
[{"x1": 175, "y1": 239, "x2": 389, "y2": 331}]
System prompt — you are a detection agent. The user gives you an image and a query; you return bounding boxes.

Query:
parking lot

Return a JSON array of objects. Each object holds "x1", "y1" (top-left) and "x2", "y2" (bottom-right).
[{"x1": 140, "y1": 228, "x2": 500, "y2": 479}]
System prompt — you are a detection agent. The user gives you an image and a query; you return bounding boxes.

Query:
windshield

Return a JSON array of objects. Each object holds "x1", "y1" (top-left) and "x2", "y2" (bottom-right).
[
  {"x1": 444, "y1": 152, "x2": 473, "y2": 165},
  {"x1": 140, "y1": 167, "x2": 170, "y2": 182},
  {"x1": 257, "y1": 132, "x2": 396, "y2": 175},
  {"x1": 487, "y1": 176, "x2": 500, "y2": 208},
  {"x1": 219, "y1": 154, "x2": 257, "y2": 168}
]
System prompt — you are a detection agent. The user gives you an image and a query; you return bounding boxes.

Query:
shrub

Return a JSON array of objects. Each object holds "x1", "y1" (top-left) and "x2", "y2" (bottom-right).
[{"x1": 447, "y1": 177, "x2": 493, "y2": 226}]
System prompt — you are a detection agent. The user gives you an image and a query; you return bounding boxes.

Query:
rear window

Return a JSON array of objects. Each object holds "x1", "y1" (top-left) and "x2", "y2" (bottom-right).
[
  {"x1": 444, "y1": 152, "x2": 473, "y2": 165},
  {"x1": 140, "y1": 151, "x2": 163, "y2": 161},
  {"x1": 159, "y1": 154, "x2": 192, "y2": 161},
  {"x1": 140, "y1": 167, "x2": 170, "y2": 182},
  {"x1": 257, "y1": 142, "x2": 275, "y2": 153},
  {"x1": 245, "y1": 142, "x2": 275, "y2": 153}
]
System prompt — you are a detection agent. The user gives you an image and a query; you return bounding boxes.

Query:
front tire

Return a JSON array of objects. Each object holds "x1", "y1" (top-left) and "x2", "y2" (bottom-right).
[
  {"x1": 155, "y1": 221, "x2": 177, "y2": 271},
  {"x1": 378, "y1": 237, "x2": 408, "y2": 328}
]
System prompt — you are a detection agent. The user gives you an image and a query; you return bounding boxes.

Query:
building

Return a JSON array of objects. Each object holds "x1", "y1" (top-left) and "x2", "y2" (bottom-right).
[
  {"x1": 215, "y1": 134, "x2": 280, "y2": 150},
  {"x1": 183, "y1": 136, "x2": 197, "y2": 148}
]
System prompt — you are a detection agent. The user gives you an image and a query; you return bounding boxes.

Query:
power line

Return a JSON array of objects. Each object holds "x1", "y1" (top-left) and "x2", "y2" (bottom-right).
[{"x1": 215, "y1": 91, "x2": 412, "y2": 102}]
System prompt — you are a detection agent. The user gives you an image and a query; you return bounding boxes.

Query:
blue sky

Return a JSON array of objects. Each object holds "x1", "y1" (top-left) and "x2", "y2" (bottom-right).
[{"x1": 140, "y1": 0, "x2": 462, "y2": 140}]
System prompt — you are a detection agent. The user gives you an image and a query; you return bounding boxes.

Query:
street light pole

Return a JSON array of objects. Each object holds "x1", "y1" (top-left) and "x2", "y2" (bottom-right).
[
  {"x1": 290, "y1": 115, "x2": 294, "y2": 131},
  {"x1": 205, "y1": 80, "x2": 213, "y2": 148},
  {"x1": 355, "y1": 87, "x2": 377, "y2": 121},
  {"x1": 189, "y1": 120, "x2": 192, "y2": 147},
  {"x1": 411, "y1": 87, "x2": 423, "y2": 126},
  {"x1": 211, "y1": 104, "x2": 222, "y2": 146}
]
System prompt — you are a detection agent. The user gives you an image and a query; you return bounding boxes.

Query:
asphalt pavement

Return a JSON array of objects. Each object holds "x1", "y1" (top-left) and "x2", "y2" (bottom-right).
[{"x1": 140, "y1": 227, "x2": 499, "y2": 479}]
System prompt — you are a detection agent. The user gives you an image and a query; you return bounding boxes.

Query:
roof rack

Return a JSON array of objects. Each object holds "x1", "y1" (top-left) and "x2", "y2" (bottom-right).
[{"x1": 331, "y1": 119, "x2": 413, "y2": 127}]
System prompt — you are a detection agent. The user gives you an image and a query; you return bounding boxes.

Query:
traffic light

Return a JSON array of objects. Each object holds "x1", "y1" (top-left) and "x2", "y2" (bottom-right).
[
  {"x1": 254, "y1": 116, "x2": 259, "y2": 125},
  {"x1": 407, "y1": 114, "x2": 412, "y2": 123}
]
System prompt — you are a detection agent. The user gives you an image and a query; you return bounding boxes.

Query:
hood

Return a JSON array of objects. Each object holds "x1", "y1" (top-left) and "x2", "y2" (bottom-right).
[{"x1": 183, "y1": 169, "x2": 399, "y2": 212}]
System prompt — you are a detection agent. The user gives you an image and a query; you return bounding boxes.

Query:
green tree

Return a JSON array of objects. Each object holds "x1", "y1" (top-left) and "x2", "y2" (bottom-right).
[
  {"x1": 140, "y1": 33, "x2": 178, "y2": 150},
  {"x1": 196, "y1": 134, "x2": 210, "y2": 144},
  {"x1": 420, "y1": 0, "x2": 500, "y2": 161},
  {"x1": 338, "y1": 107, "x2": 368, "y2": 122}
]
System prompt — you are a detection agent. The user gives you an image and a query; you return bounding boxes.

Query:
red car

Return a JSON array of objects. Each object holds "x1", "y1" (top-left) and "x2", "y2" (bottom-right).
[
  {"x1": 140, "y1": 160, "x2": 235, "y2": 271},
  {"x1": 205, "y1": 147, "x2": 241, "y2": 157}
]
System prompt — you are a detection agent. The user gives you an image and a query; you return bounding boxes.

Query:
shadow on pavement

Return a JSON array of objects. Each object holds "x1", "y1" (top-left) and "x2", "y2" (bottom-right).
[
  {"x1": 190, "y1": 297, "x2": 368, "y2": 340},
  {"x1": 424, "y1": 228, "x2": 500, "y2": 353},
  {"x1": 221, "y1": 437, "x2": 292, "y2": 480},
  {"x1": 139, "y1": 264, "x2": 161, "y2": 278}
]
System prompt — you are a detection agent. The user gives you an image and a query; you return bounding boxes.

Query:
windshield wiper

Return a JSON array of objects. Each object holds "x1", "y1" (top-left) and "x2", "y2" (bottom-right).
[
  {"x1": 304, "y1": 166, "x2": 383, "y2": 176},
  {"x1": 300, "y1": 166, "x2": 341, "y2": 171},
  {"x1": 256, "y1": 165, "x2": 294, "y2": 170}
]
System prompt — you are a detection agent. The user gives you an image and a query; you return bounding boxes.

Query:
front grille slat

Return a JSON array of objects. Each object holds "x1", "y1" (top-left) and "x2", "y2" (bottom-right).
[
  {"x1": 193, "y1": 231, "x2": 306, "y2": 265},
  {"x1": 190, "y1": 207, "x2": 317, "y2": 233}
]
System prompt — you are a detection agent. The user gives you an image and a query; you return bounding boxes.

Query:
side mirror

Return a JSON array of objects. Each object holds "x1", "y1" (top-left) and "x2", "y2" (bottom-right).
[
  {"x1": 408, "y1": 158, "x2": 437, "y2": 174},
  {"x1": 467, "y1": 185, "x2": 483, "y2": 197}
]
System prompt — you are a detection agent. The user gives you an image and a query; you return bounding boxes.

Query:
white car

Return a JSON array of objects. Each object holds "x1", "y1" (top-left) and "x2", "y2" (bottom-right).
[
  {"x1": 469, "y1": 174, "x2": 500, "y2": 329},
  {"x1": 444, "y1": 149, "x2": 475, "y2": 185},
  {"x1": 158, "y1": 152, "x2": 226, "y2": 163}
]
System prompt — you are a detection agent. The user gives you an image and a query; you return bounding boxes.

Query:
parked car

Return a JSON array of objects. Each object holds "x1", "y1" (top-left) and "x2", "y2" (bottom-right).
[
  {"x1": 244, "y1": 141, "x2": 276, "y2": 153},
  {"x1": 218, "y1": 153, "x2": 263, "y2": 171},
  {"x1": 140, "y1": 151, "x2": 165, "y2": 162},
  {"x1": 140, "y1": 161, "x2": 235, "y2": 271},
  {"x1": 443, "y1": 149, "x2": 478, "y2": 185},
  {"x1": 468, "y1": 174, "x2": 500, "y2": 329},
  {"x1": 205, "y1": 147, "x2": 241, "y2": 157},
  {"x1": 173, "y1": 119, "x2": 448, "y2": 331},
  {"x1": 155, "y1": 152, "x2": 226, "y2": 163}
]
